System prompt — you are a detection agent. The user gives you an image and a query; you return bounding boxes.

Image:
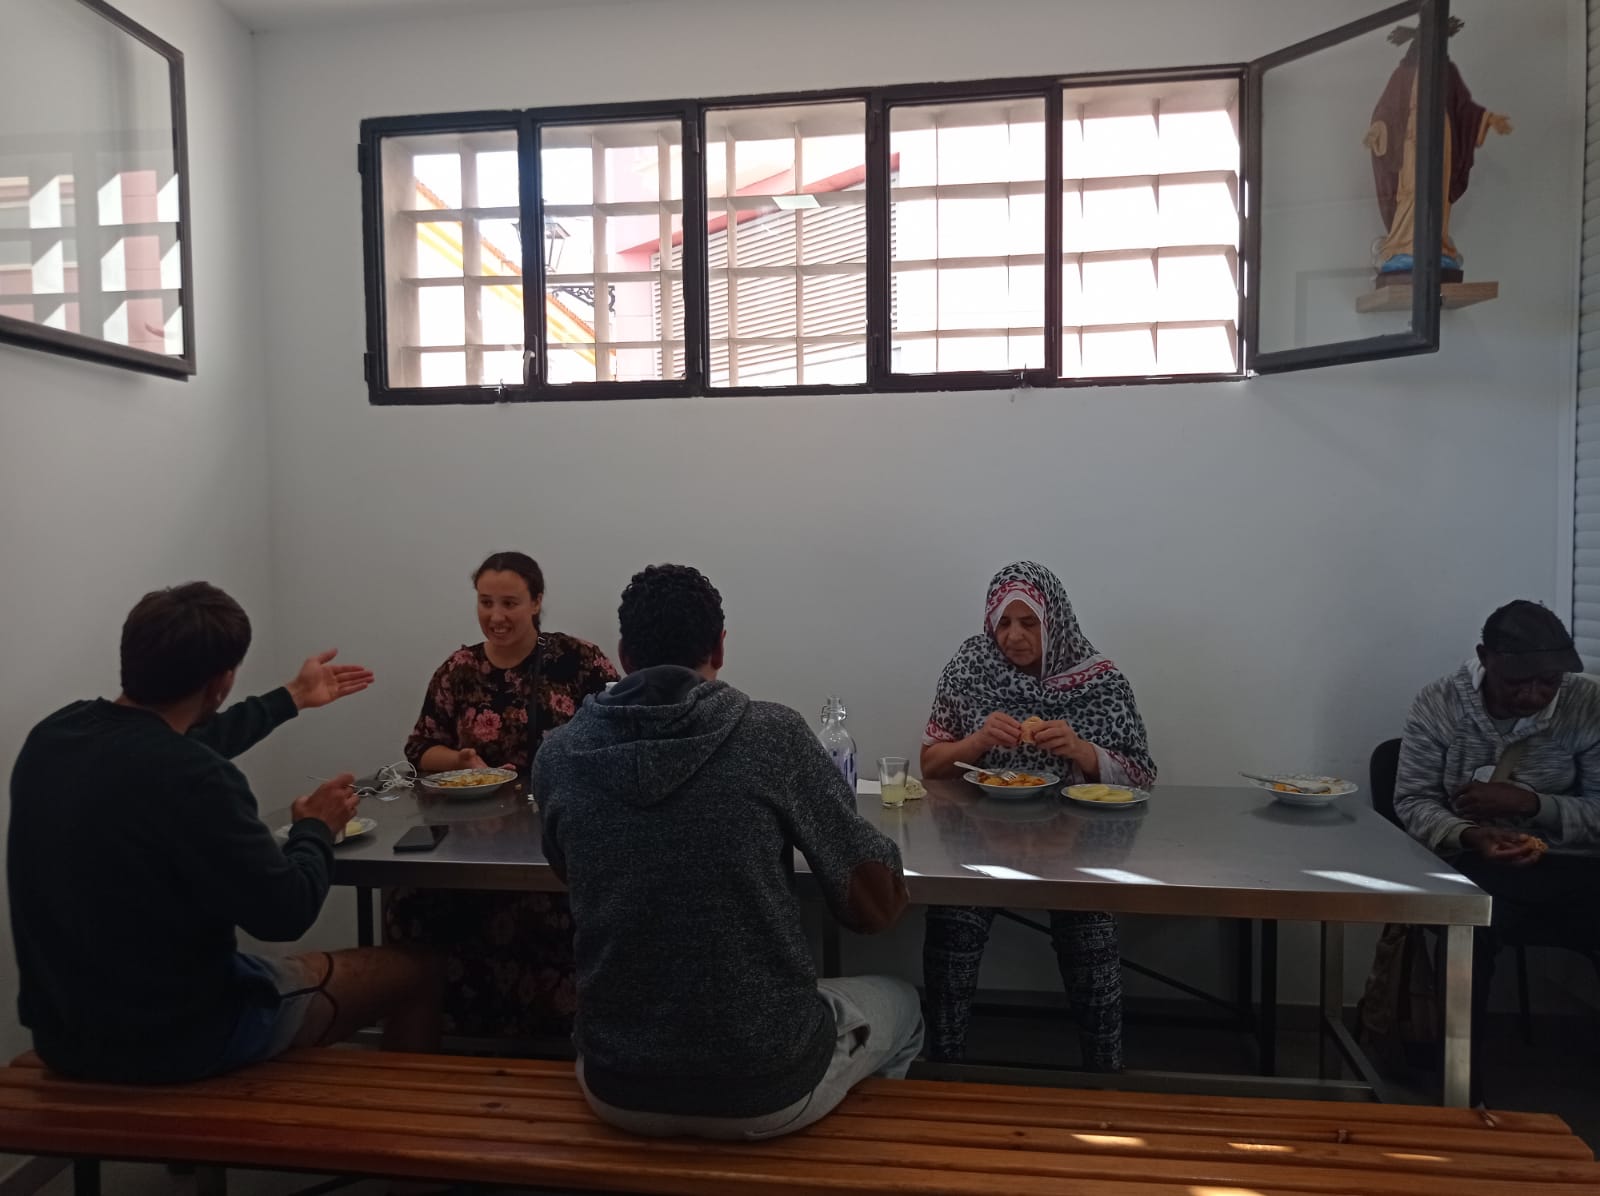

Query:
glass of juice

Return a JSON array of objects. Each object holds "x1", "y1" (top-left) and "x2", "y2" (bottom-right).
[{"x1": 879, "y1": 757, "x2": 910, "y2": 808}]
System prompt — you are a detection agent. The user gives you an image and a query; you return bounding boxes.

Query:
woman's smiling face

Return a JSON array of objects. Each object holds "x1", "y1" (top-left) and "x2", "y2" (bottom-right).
[{"x1": 477, "y1": 569, "x2": 541, "y2": 650}]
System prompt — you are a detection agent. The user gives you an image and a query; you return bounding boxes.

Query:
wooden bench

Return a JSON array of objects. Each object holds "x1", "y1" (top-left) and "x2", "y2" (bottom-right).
[{"x1": 0, "y1": 1049, "x2": 1595, "y2": 1195}]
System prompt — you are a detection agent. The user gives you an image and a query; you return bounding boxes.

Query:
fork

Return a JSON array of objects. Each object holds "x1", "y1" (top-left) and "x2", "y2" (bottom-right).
[{"x1": 956, "y1": 761, "x2": 1022, "y2": 783}]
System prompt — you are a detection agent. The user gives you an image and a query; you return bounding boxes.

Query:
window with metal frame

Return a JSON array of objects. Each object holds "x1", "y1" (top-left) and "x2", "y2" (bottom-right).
[
  {"x1": 541, "y1": 117, "x2": 686, "y2": 387},
  {"x1": 1060, "y1": 77, "x2": 1241, "y2": 378},
  {"x1": 698, "y1": 101, "x2": 869, "y2": 389},
  {"x1": 360, "y1": 4, "x2": 1449, "y2": 404},
  {"x1": 886, "y1": 94, "x2": 1048, "y2": 380},
  {"x1": 377, "y1": 127, "x2": 521, "y2": 390}
]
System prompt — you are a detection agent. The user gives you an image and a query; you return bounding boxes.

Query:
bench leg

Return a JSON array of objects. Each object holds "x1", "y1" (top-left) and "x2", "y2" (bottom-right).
[{"x1": 72, "y1": 1160, "x2": 99, "y2": 1196}]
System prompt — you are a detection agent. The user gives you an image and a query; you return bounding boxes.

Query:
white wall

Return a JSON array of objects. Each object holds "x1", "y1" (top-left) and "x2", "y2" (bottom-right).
[
  {"x1": 253, "y1": 0, "x2": 1584, "y2": 1005},
  {"x1": 0, "y1": 0, "x2": 279, "y2": 1058}
]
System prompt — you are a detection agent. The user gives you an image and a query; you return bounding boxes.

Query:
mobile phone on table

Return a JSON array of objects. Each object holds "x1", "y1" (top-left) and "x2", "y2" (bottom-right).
[{"x1": 393, "y1": 824, "x2": 450, "y2": 853}]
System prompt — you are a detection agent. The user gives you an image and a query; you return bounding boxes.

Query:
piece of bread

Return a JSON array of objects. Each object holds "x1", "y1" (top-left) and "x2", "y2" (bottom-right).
[
  {"x1": 1019, "y1": 716, "x2": 1045, "y2": 744},
  {"x1": 1522, "y1": 834, "x2": 1549, "y2": 857}
]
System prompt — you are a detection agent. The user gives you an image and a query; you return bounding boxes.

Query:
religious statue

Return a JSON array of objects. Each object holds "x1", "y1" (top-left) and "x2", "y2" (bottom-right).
[{"x1": 1363, "y1": 18, "x2": 1511, "y2": 288}]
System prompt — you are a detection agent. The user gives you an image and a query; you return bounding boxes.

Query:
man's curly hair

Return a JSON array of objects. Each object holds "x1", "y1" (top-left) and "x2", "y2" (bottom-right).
[{"x1": 618, "y1": 564, "x2": 725, "y2": 670}]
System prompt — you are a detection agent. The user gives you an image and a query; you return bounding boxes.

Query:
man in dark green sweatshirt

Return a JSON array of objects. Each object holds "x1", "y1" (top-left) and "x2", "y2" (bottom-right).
[
  {"x1": 8, "y1": 581, "x2": 440, "y2": 1082},
  {"x1": 534, "y1": 564, "x2": 923, "y2": 1140}
]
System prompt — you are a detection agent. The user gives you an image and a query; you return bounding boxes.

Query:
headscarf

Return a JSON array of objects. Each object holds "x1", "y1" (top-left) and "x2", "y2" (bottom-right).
[{"x1": 924, "y1": 561, "x2": 1156, "y2": 788}]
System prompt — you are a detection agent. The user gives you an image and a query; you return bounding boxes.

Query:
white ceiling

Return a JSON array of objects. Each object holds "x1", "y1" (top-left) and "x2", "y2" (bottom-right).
[{"x1": 218, "y1": 0, "x2": 646, "y2": 33}]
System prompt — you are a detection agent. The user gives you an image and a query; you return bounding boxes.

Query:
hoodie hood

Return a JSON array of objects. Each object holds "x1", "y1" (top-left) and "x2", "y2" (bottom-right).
[{"x1": 574, "y1": 665, "x2": 750, "y2": 805}]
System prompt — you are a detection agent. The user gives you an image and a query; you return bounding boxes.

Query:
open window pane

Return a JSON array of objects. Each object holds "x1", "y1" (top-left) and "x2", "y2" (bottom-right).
[
  {"x1": 0, "y1": 0, "x2": 193, "y2": 376},
  {"x1": 542, "y1": 118, "x2": 685, "y2": 385},
  {"x1": 379, "y1": 128, "x2": 522, "y2": 388},
  {"x1": 704, "y1": 101, "x2": 867, "y2": 388},
  {"x1": 890, "y1": 97, "x2": 1046, "y2": 374},
  {"x1": 1249, "y1": 0, "x2": 1445, "y2": 371},
  {"x1": 1062, "y1": 76, "x2": 1241, "y2": 379}
]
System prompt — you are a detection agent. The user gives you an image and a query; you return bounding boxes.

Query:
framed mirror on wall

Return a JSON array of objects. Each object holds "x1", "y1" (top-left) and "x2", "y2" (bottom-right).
[{"x1": 0, "y1": 0, "x2": 194, "y2": 379}]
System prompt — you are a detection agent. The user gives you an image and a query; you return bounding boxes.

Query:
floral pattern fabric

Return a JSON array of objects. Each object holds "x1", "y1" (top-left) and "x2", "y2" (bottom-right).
[
  {"x1": 388, "y1": 633, "x2": 617, "y2": 1040},
  {"x1": 403, "y1": 635, "x2": 616, "y2": 775}
]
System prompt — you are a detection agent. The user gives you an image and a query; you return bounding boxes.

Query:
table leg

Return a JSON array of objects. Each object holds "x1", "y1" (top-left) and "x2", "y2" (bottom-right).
[
  {"x1": 1233, "y1": 919, "x2": 1253, "y2": 1019},
  {"x1": 1258, "y1": 920, "x2": 1278, "y2": 1076},
  {"x1": 1443, "y1": 922, "x2": 1474, "y2": 1108},
  {"x1": 357, "y1": 886, "x2": 374, "y2": 948},
  {"x1": 1319, "y1": 922, "x2": 1344, "y2": 1080}
]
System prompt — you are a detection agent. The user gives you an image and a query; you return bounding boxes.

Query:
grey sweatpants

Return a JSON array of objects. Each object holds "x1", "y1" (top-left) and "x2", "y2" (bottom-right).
[{"x1": 576, "y1": 975, "x2": 925, "y2": 1140}]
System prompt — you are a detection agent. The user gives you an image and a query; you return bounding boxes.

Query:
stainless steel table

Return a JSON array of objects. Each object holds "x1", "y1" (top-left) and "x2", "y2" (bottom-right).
[{"x1": 286, "y1": 778, "x2": 1490, "y2": 1105}]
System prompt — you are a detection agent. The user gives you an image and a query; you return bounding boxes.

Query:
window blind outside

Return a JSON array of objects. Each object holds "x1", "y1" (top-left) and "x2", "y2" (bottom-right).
[
  {"x1": 1575, "y1": 0, "x2": 1600, "y2": 669},
  {"x1": 659, "y1": 194, "x2": 869, "y2": 384}
]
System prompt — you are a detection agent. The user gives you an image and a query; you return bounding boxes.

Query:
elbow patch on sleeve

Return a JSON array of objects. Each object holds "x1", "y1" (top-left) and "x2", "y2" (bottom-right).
[{"x1": 845, "y1": 860, "x2": 908, "y2": 933}]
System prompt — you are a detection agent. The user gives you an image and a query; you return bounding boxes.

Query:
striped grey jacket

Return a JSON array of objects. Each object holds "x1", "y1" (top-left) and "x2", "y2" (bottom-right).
[{"x1": 1395, "y1": 665, "x2": 1600, "y2": 855}]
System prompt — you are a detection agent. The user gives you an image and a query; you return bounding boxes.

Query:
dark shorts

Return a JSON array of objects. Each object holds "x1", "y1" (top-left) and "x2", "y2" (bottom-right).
[{"x1": 212, "y1": 952, "x2": 327, "y2": 1075}]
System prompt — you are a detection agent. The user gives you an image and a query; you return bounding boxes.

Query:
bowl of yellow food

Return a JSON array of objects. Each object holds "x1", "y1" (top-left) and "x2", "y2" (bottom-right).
[
  {"x1": 419, "y1": 767, "x2": 517, "y2": 799},
  {"x1": 1064, "y1": 783, "x2": 1148, "y2": 808},
  {"x1": 963, "y1": 770, "x2": 1059, "y2": 800}
]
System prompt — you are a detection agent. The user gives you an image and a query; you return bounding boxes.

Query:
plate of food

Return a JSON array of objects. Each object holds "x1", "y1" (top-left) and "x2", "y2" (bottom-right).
[
  {"x1": 1064, "y1": 783, "x2": 1148, "y2": 808},
  {"x1": 1242, "y1": 773, "x2": 1358, "y2": 807},
  {"x1": 419, "y1": 767, "x2": 517, "y2": 799},
  {"x1": 276, "y1": 816, "x2": 377, "y2": 845},
  {"x1": 963, "y1": 769, "x2": 1059, "y2": 800}
]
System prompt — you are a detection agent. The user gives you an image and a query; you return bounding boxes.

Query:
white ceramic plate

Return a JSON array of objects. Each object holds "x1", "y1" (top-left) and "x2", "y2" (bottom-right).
[
  {"x1": 275, "y1": 816, "x2": 377, "y2": 845},
  {"x1": 963, "y1": 770, "x2": 1059, "y2": 800},
  {"x1": 419, "y1": 767, "x2": 517, "y2": 799},
  {"x1": 1063, "y1": 784, "x2": 1150, "y2": 808},
  {"x1": 1244, "y1": 773, "x2": 1359, "y2": 807}
]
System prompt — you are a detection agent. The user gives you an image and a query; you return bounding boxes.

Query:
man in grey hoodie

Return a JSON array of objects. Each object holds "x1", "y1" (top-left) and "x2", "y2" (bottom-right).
[{"x1": 533, "y1": 563, "x2": 923, "y2": 1139}]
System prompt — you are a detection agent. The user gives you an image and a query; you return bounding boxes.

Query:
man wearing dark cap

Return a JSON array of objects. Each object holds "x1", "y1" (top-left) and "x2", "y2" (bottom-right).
[
  {"x1": 1395, "y1": 600, "x2": 1596, "y2": 864},
  {"x1": 1394, "y1": 600, "x2": 1600, "y2": 1095}
]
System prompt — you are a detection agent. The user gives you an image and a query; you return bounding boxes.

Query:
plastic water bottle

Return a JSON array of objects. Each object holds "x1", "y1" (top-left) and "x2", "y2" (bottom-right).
[{"x1": 819, "y1": 695, "x2": 858, "y2": 791}]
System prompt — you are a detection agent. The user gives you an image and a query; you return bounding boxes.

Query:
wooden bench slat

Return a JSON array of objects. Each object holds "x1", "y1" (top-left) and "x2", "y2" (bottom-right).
[
  {"x1": 0, "y1": 1083, "x2": 1595, "y2": 1195},
  {"x1": 5, "y1": 1050, "x2": 1592, "y2": 1196},
  {"x1": 269, "y1": 1049, "x2": 1569, "y2": 1134},
  {"x1": 804, "y1": 1114, "x2": 1600, "y2": 1180},
  {"x1": 277, "y1": 1047, "x2": 576, "y2": 1078},
  {"x1": 833, "y1": 1090, "x2": 1596, "y2": 1160},
  {"x1": 170, "y1": 1056, "x2": 1587, "y2": 1145},
  {"x1": 246, "y1": 1058, "x2": 588, "y2": 1095},
  {"x1": 5, "y1": 1067, "x2": 1587, "y2": 1169},
  {"x1": 863, "y1": 1076, "x2": 1575, "y2": 1135},
  {"x1": 2, "y1": 1065, "x2": 1585, "y2": 1166},
  {"x1": 0, "y1": 1105, "x2": 1426, "y2": 1196},
  {"x1": 271, "y1": 1050, "x2": 1573, "y2": 1138},
  {"x1": 0, "y1": 1082, "x2": 1568, "y2": 1185}
]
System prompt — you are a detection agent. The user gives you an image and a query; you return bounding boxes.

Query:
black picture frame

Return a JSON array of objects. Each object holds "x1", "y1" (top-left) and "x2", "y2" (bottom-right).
[{"x1": 0, "y1": 0, "x2": 196, "y2": 379}]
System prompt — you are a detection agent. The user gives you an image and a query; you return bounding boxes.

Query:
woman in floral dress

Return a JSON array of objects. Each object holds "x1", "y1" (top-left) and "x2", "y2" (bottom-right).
[{"x1": 388, "y1": 551, "x2": 617, "y2": 1040}]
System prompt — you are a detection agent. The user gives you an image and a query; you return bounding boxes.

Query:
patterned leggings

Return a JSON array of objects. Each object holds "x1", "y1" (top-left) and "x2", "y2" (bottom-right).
[{"x1": 922, "y1": 906, "x2": 1123, "y2": 1070}]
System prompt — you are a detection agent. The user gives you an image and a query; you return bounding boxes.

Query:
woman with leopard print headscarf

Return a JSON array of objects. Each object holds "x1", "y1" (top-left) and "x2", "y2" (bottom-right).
[{"x1": 920, "y1": 561, "x2": 1156, "y2": 1069}]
